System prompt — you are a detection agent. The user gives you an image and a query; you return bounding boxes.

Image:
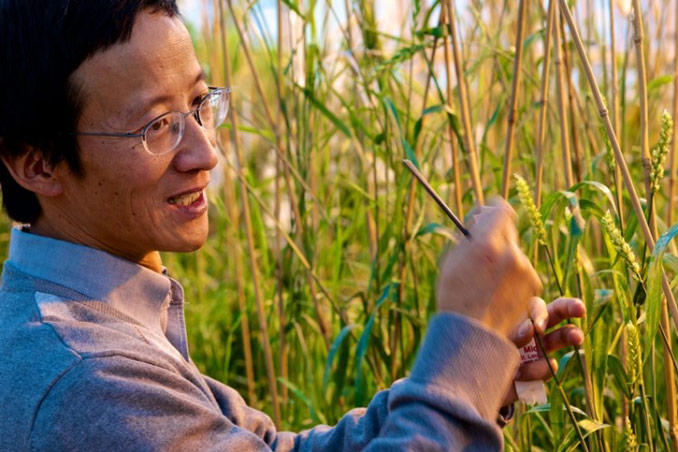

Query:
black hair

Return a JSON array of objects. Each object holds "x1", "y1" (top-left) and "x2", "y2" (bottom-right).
[{"x1": 0, "y1": 0, "x2": 179, "y2": 223}]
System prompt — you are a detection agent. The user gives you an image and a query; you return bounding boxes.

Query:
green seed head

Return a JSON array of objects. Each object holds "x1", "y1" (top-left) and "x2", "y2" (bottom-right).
[
  {"x1": 622, "y1": 417, "x2": 638, "y2": 451},
  {"x1": 601, "y1": 211, "x2": 642, "y2": 282},
  {"x1": 601, "y1": 123, "x2": 615, "y2": 171},
  {"x1": 625, "y1": 321, "x2": 642, "y2": 385},
  {"x1": 650, "y1": 110, "x2": 673, "y2": 194},
  {"x1": 514, "y1": 174, "x2": 547, "y2": 246}
]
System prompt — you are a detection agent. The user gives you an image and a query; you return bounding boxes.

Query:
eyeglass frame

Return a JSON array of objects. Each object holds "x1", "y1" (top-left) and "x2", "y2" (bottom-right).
[{"x1": 73, "y1": 86, "x2": 230, "y2": 155}]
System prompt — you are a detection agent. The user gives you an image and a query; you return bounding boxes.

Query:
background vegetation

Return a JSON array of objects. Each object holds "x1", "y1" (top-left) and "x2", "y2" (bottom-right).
[{"x1": 131, "y1": 0, "x2": 678, "y2": 449}]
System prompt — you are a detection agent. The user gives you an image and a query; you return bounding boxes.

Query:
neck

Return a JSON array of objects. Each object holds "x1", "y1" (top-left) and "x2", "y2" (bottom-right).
[{"x1": 29, "y1": 221, "x2": 164, "y2": 274}]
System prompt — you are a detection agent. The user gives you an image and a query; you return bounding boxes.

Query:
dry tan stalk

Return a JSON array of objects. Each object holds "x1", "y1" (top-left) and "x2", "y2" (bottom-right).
[
  {"x1": 275, "y1": 0, "x2": 288, "y2": 406},
  {"x1": 553, "y1": 9, "x2": 574, "y2": 188},
  {"x1": 558, "y1": 0, "x2": 678, "y2": 332},
  {"x1": 221, "y1": 0, "x2": 280, "y2": 425},
  {"x1": 668, "y1": 0, "x2": 678, "y2": 242},
  {"x1": 631, "y1": 0, "x2": 651, "y2": 195},
  {"x1": 440, "y1": 0, "x2": 464, "y2": 217},
  {"x1": 445, "y1": 0, "x2": 485, "y2": 206},
  {"x1": 394, "y1": 6, "x2": 442, "y2": 381},
  {"x1": 226, "y1": 0, "x2": 331, "y2": 351},
  {"x1": 535, "y1": 0, "x2": 555, "y2": 208},
  {"x1": 630, "y1": 1, "x2": 678, "y2": 441},
  {"x1": 216, "y1": 0, "x2": 256, "y2": 408},
  {"x1": 500, "y1": 0, "x2": 527, "y2": 199},
  {"x1": 609, "y1": 0, "x2": 624, "y2": 231}
]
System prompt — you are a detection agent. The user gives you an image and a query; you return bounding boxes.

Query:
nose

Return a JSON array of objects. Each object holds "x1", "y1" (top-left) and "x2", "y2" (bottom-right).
[{"x1": 172, "y1": 115, "x2": 218, "y2": 173}]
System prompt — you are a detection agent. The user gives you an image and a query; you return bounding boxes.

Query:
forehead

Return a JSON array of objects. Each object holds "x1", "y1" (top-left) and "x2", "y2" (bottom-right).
[{"x1": 73, "y1": 11, "x2": 201, "y2": 120}]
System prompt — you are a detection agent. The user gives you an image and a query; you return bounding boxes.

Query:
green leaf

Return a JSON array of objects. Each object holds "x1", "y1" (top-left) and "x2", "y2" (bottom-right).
[
  {"x1": 607, "y1": 354, "x2": 632, "y2": 398},
  {"x1": 355, "y1": 283, "x2": 393, "y2": 405},
  {"x1": 323, "y1": 324, "x2": 358, "y2": 390},
  {"x1": 647, "y1": 75, "x2": 674, "y2": 94},
  {"x1": 298, "y1": 85, "x2": 351, "y2": 137},
  {"x1": 645, "y1": 223, "x2": 678, "y2": 362},
  {"x1": 569, "y1": 180, "x2": 618, "y2": 216}
]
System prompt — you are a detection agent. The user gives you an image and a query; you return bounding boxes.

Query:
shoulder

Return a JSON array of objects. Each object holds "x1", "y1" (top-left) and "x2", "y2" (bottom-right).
[{"x1": 29, "y1": 355, "x2": 273, "y2": 451}]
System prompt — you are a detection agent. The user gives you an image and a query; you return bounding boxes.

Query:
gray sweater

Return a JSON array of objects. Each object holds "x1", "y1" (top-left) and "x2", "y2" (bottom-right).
[{"x1": 0, "y1": 228, "x2": 519, "y2": 451}]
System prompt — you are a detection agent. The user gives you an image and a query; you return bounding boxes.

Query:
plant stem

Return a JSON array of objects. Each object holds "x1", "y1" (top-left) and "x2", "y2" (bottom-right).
[
  {"x1": 558, "y1": 0, "x2": 678, "y2": 334},
  {"x1": 608, "y1": 0, "x2": 624, "y2": 232},
  {"x1": 500, "y1": 0, "x2": 527, "y2": 199},
  {"x1": 440, "y1": 1, "x2": 464, "y2": 217},
  {"x1": 226, "y1": 0, "x2": 331, "y2": 351},
  {"x1": 553, "y1": 8, "x2": 574, "y2": 189},
  {"x1": 445, "y1": 0, "x2": 485, "y2": 205},
  {"x1": 535, "y1": 0, "x2": 555, "y2": 209},
  {"x1": 532, "y1": 326, "x2": 590, "y2": 452},
  {"x1": 221, "y1": 2, "x2": 281, "y2": 425}
]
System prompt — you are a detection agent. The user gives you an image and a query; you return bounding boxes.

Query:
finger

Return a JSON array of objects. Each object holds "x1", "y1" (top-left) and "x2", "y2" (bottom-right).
[
  {"x1": 502, "y1": 385, "x2": 518, "y2": 406},
  {"x1": 469, "y1": 200, "x2": 517, "y2": 244},
  {"x1": 528, "y1": 297, "x2": 548, "y2": 334},
  {"x1": 542, "y1": 325, "x2": 585, "y2": 352},
  {"x1": 465, "y1": 206, "x2": 494, "y2": 229},
  {"x1": 509, "y1": 319, "x2": 535, "y2": 348},
  {"x1": 515, "y1": 357, "x2": 559, "y2": 381},
  {"x1": 546, "y1": 297, "x2": 587, "y2": 328}
]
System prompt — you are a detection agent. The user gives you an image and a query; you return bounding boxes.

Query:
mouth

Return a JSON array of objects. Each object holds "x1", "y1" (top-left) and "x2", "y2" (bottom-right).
[
  {"x1": 168, "y1": 189, "x2": 204, "y2": 207},
  {"x1": 167, "y1": 187, "x2": 208, "y2": 218}
]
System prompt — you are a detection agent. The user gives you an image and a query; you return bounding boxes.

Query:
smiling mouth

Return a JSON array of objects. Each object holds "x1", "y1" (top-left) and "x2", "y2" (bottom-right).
[{"x1": 168, "y1": 190, "x2": 203, "y2": 206}]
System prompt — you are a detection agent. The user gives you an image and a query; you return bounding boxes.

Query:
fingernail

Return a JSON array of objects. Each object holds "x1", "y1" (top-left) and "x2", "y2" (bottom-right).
[
  {"x1": 537, "y1": 317, "x2": 548, "y2": 333},
  {"x1": 519, "y1": 321, "x2": 531, "y2": 338}
]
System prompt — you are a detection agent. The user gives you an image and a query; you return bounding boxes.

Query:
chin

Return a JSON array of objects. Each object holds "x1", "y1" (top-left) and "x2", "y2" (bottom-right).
[{"x1": 162, "y1": 227, "x2": 209, "y2": 253}]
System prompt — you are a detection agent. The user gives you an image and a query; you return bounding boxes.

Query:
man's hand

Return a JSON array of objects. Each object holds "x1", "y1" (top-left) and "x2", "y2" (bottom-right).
[
  {"x1": 501, "y1": 297, "x2": 586, "y2": 406},
  {"x1": 436, "y1": 198, "x2": 542, "y2": 338}
]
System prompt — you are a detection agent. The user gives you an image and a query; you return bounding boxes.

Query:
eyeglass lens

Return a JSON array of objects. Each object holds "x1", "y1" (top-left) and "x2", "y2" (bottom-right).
[{"x1": 143, "y1": 89, "x2": 230, "y2": 155}]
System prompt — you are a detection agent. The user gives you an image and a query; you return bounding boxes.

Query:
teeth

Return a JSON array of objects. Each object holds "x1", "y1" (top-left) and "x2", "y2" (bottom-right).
[{"x1": 170, "y1": 191, "x2": 202, "y2": 206}]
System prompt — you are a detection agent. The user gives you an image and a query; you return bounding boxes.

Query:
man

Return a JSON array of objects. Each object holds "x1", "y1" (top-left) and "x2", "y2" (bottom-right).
[{"x1": 0, "y1": 1, "x2": 585, "y2": 450}]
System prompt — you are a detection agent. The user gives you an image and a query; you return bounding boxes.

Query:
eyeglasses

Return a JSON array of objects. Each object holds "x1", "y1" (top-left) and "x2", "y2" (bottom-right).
[{"x1": 75, "y1": 87, "x2": 230, "y2": 155}]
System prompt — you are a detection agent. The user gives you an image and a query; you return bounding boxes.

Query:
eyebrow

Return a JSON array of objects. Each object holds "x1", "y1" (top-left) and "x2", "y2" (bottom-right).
[{"x1": 128, "y1": 69, "x2": 207, "y2": 120}]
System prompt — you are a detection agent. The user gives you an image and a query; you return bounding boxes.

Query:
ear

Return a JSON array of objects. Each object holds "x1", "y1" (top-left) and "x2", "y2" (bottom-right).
[{"x1": 1, "y1": 147, "x2": 63, "y2": 197}]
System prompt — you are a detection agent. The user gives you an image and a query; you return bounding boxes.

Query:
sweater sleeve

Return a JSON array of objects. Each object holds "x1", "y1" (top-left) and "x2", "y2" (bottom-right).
[{"x1": 29, "y1": 313, "x2": 519, "y2": 452}]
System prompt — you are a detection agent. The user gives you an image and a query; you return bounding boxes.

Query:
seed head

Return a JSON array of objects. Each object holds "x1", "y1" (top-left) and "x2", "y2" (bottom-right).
[
  {"x1": 622, "y1": 417, "x2": 638, "y2": 451},
  {"x1": 514, "y1": 174, "x2": 547, "y2": 246},
  {"x1": 650, "y1": 110, "x2": 673, "y2": 194},
  {"x1": 601, "y1": 123, "x2": 615, "y2": 171},
  {"x1": 625, "y1": 321, "x2": 642, "y2": 385},
  {"x1": 601, "y1": 211, "x2": 642, "y2": 282}
]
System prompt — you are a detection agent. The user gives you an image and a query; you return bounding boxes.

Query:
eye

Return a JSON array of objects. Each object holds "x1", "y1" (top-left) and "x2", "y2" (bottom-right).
[
  {"x1": 151, "y1": 118, "x2": 168, "y2": 131},
  {"x1": 193, "y1": 93, "x2": 209, "y2": 107}
]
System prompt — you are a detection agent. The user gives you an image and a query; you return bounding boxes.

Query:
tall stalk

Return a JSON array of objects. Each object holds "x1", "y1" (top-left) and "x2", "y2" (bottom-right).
[
  {"x1": 534, "y1": 0, "x2": 555, "y2": 208},
  {"x1": 394, "y1": 5, "x2": 442, "y2": 381},
  {"x1": 445, "y1": 0, "x2": 484, "y2": 206},
  {"x1": 215, "y1": 0, "x2": 256, "y2": 407},
  {"x1": 631, "y1": 1, "x2": 678, "y2": 446},
  {"x1": 221, "y1": 0, "x2": 281, "y2": 426},
  {"x1": 668, "y1": 0, "x2": 678, "y2": 238},
  {"x1": 553, "y1": 9, "x2": 574, "y2": 189},
  {"x1": 226, "y1": 0, "x2": 331, "y2": 350},
  {"x1": 276, "y1": 0, "x2": 288, "y2": 406},
  {"x1": 609, "y1": 0, "x2": 624, "y2": 230},
  {"x1": 559, "y1": 0, "x2": 678, "y2": 343},
  {"x1": 500, "y1": 0, "x2": 527, "y2": 199},
  {"x1": 441, "y1": 0, "x2": 464, "y2": 217}
]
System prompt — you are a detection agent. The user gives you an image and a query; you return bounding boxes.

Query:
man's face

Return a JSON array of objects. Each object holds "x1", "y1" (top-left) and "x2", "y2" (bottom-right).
[{"x1": 45, "y1": 11, "x2": 218, "y2": 262}]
